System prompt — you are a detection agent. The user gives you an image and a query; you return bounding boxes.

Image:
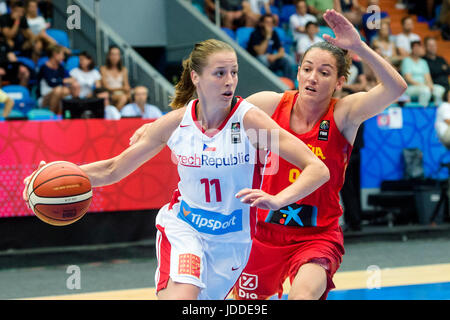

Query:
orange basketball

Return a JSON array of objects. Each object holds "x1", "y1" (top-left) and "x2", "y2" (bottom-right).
[{"x1": 27, "y1": 161, "x2": 92, "y2": 226}]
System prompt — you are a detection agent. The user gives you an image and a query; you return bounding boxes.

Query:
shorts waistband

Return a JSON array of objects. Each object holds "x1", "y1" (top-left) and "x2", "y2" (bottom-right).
[{"x1": 256, "y1": 220, "x2": 340, "y2": 238}]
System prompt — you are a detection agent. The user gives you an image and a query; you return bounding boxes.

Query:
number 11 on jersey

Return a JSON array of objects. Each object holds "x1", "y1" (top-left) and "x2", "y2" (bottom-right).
[{"x1": 200, "y1": 178, "x2": 222, "y2": 203}]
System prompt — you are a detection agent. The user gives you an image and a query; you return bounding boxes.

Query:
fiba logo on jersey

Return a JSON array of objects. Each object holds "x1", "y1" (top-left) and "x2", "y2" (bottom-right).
[
  {"x1": 238, "y1": 273, "x2": 258, "y2": 299},
  {"x1": 318, "y1": 120, "x2": 330, "y2": 141},
  {"x1": 319, "y1": 120, "x2": 330, "y2": 130},
  {"x1": 231, "y1": 122, "x2": 241, "y2": 144}
]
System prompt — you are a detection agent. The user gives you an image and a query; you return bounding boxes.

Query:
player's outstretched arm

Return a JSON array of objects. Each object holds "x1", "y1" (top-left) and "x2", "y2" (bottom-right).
[
  {"x1": 237, "y1": 108, "x2": 330, "y2": 210},
  {"x1": 79, "y1": 108, "x2": 183, "y2": 187},
  {"x1": 322, "y1": 9, "x2": 407, "y2": 125},
  {"x1": 22, "y1": 108, "x2": 184, "y2": 203}
]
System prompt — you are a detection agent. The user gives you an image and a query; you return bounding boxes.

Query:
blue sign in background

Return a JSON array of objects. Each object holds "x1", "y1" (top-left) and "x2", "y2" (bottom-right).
[{"x1": 361, "y1": 107, "x2": 450, "y2": 189}]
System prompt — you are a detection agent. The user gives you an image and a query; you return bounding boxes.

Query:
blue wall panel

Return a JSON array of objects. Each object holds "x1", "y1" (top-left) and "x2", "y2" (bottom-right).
[{"x1": 361, "y1": 107, "x2": 450, "y2": 189}]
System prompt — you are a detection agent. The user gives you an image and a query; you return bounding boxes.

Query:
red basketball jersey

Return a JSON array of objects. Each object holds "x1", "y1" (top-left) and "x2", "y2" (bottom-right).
[{"x1": 258, "y1": 91, "x2": 353, "y2": 230}]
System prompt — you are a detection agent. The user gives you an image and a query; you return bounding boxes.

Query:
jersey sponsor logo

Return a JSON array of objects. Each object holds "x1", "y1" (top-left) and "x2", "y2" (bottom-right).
[
  {"x1": 178, "y1": 200, "x2": 243, "y2": 235},
  {"x1": 175, "y1": 152, "x2": 250, "y2": 168},
  {"x1": 239, "y1": 273, "x2": 258, "y2": 290},
  {"x1": 237, "y1": 273, "x2": 259, "y2": 299},
  {"x1": 265, "y1": 203, "x2": 318, "y2": 227}
]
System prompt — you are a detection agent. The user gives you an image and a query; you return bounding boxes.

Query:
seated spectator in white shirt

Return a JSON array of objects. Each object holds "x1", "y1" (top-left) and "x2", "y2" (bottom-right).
[
  {"x1": 395, "y1": 16, "x2": 421, "y2": 58},
  {"x1": 25, "y1": 0, "x2": 58, "y2": 62},
  {"x1": 296, "y1": 21, "x2": 323, "y2": 62},
  {"x1": 26, "y1": 0, "x2": 48, "y2": 36},
  {"x1": 69, "y1": 51, "x2": 101, "y2": 98},
  {"x1": 93, "y1": 87, "x2": 121, "y2": 120},
  {"x1": 290, "y1": 0, "x2": 317, "y2": 43},
  {"x1": 121, "y1": 86, "x2": 163, "y2": 119}
]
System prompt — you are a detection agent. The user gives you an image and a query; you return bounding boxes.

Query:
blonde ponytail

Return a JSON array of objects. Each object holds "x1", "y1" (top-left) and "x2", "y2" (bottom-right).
[{"x1": 170, "y1": 57, "x2": 197, "y2": 109}]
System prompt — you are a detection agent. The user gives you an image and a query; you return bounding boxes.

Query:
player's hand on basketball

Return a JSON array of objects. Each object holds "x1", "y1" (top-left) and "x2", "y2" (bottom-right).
[
  {"x1": 22, "y1": 160, "x2": 46, "y2": 204},
  {"x1": 322, "y1": 9, "x2": 362, "y2": 51},
  {"x1": 129, "y1": 123, "x2": 152, "y2": 145},
  {"x1": 236, "y1": 188, "x2": 282, "y2": 211}
]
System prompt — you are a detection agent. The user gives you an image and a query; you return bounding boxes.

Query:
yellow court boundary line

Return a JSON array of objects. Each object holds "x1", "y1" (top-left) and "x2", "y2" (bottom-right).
[
  {"x1": 22, "y1": 263, "x2": 450, "y2": 300},
  {"x1": 333, "y1": 263, "x2": 450, "y2": 290},
  {"x1": 281, "y1": 263, "x2": 450, "y2": 292}
]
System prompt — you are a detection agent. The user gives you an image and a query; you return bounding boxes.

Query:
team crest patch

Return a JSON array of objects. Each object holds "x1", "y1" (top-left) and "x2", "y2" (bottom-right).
[
  {"x1": 231, "y1": 122, "x2": 241, "y2": 144},
  {"x1": 178, "y1": 253, "x2": 201, "y2": 279},
  {"x1": 318, "y1": 120, "x2": 330, "y2": 141}
]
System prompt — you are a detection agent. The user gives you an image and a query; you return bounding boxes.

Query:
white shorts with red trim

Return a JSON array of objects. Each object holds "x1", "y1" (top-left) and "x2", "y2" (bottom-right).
[{"x1": 155, "y1": 202, "x2": 252, "y2": 300}]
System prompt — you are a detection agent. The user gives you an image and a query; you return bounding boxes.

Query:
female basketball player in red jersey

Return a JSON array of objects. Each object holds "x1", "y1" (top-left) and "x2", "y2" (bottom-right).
[
  {"x1": 231, "y1": 9, "x2": 408, "y2": 300},
  {"x1": 22, "y1": 39, "x2": 329, "y2": 300}
]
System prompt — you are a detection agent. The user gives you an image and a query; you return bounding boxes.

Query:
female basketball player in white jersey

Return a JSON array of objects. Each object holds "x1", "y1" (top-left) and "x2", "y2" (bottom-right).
[{"x1": 23, "y1": 39, "x2": 329, "y2": 300}]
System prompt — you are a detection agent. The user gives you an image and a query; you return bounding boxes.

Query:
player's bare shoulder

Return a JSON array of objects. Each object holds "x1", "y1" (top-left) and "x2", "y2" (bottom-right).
[
  {"x1": 245, "y1": 91, "x2": 283, "y2": 117},
  {"x1": 146, "y1": 106, "x2": 186, "y2": 144}
]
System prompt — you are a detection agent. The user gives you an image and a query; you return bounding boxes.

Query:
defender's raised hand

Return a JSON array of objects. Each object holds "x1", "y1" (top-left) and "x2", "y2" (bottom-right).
[{"x1": 322, "y1": 9, "x2": 363, "y2": 51}]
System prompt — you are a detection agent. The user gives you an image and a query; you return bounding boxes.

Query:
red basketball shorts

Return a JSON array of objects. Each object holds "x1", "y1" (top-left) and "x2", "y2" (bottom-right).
[{"x1": 233, "y1": 221, "x2": 345, "y2": 300}]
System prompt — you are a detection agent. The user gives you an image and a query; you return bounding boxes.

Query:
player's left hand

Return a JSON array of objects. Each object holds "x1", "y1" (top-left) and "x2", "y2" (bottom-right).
[
  {"x1": 236, "y1": 188, "x2": 282, "y2": 211},
  {"x1": 322, "y1": 9, "x2": 363, "y2": 51}
]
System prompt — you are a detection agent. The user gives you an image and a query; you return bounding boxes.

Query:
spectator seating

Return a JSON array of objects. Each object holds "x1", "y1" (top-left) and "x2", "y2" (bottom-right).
[
  {"x1": 274, "y1": 26, "x2": 294, "y2": 54},
  {"x1": 65, "y1": 55, "x2": 79, "y2": 71},
  {"x1": 16, "y1": 56, "x2": 36, "y2": 72},
  {"x1": 279, "y1": 4, "x2": 296, "y2": 25},
  {"x1": 1, "y1": 109, "x2": 25, "y2": 119},
  {"x1": 46, "y1": 29, "x2": 70, "y2": 48},
  {"x1": 36, "y1": 56, "x2": 49, "y2": 71},
  {"x1": 2, "y1": 85, "x2": 36, "y2": 115},
  {"x1": 261, "y1": 5, "x2": 281, "y2": 18},
  {"x1": 235, "y1": 26, "x2": 294, "y2": 56},
  {"x1": 46, "y1": 29, "x2": 79, "y2": 54},
  {"x1": 191, "y1": 0, "x2": 205, "y2": 14},
  {"x1": 17, "y1": 56, "x2": 38, "y2": 88},
  {"x1": 221, "y1": 27, "x2": 236, "y2": 40},
  {"x1": 236, "y1": 26, "x2": 254, "y2": 49},
  {"x1": 318, "y1": 26, "x2": 335, "y2": 39},
  {"x1": 27, "y1": 108, "x2": 58, "y2": 120}
]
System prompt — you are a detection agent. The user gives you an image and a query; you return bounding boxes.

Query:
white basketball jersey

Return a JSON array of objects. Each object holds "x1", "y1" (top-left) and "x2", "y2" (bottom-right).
[{"x1": 167, "y1": 97, "x2": 262, "y2": 243}]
